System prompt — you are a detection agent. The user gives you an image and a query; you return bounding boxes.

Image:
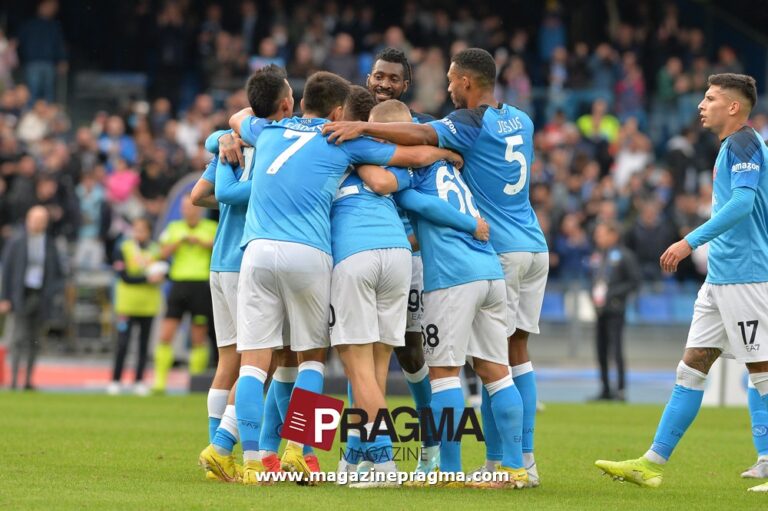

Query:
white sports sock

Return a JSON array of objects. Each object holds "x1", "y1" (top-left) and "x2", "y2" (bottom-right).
[
  {"x1": 207, "y1": 388, "x2": 229, "y2": 419},
  {"x1": 213, "y1": 405, "x2": 239, "y2": 455},
  {"x1": 644, "y1": 450, "x2": 668, "y2": 465},
  {"x1": 523, "y1": 452, "x2": 535, "y2": 468}
]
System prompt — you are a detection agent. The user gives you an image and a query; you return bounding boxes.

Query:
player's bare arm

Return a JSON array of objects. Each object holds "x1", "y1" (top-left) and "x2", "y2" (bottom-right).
[
  {"x1": 190, "y1": 178, "x2": 218, "y2": 209},
  {"x1": 228, "y1": 107, "x2": 254, "y2": 134},
  {"x1": 388, "y1": 145, "x2": 463, "y2": 170},
  {"x1": 356, "y1": 164, "x2": 399, "y2": 195},
  {"x1": 323, "y1": 121, "x2": 438, "y2": 146}
]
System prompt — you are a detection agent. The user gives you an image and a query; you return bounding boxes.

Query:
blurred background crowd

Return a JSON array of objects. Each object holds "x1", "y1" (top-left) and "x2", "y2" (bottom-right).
[{"x1": 0, "y1": 0, "x2": 767, "y2": 380}]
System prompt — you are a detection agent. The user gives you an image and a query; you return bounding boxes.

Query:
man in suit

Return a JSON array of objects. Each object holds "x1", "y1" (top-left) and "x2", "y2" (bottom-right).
[
  {"x1": 0, "y1": 206, "x2": 65, "y2": 390},
  {"x1": 590, "y1": 220, "x2": 641, "y2": 401}
]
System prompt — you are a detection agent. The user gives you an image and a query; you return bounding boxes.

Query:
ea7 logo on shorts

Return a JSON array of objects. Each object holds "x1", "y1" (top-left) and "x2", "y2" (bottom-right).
[
  {"x1": 738, "y1": 320, "x2": 760, "y2": 352},
  {"x1": 281, "y1": 388, "x2": 345, "y2": 450}
]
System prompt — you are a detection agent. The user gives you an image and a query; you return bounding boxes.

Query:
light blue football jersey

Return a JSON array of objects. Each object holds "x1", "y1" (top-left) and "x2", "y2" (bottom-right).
[
  {"x1": 706, "y1": 126, "x2": 768, "y2": 284},
  {"x1": 396, "y1": 161, "x2": 503, "y2": 292},
  {"x1": 330, "y1": 166, "x2": 411, "y2": 265},
  {"x1": 428, "y1": 103, "x2": 547, "y2": 254},
  {"x1": 241, "y1": 116, "x2": 396, "y2": 254},
  {"x1": 202, "y1": 119, "x2": 267, "y2": 272}
]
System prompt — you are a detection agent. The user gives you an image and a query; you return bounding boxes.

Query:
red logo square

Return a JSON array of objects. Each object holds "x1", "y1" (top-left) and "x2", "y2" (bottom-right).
[{"x1": 281, "y1": 388, "x2": 345, "y2": 450}]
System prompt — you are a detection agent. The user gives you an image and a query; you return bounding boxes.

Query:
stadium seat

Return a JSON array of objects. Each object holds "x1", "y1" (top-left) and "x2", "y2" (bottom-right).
[
  {"x1": 540, "y1": 291, "x2": 567, "y2": 323},
  {"x1": 635, "y1": 293, "x2": 674, "y2": 324}
]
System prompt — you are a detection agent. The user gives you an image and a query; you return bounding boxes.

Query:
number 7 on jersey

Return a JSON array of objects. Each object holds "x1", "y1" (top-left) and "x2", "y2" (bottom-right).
[{"x1": 267, "y1": 130, "x2": 317, "y2": 174}]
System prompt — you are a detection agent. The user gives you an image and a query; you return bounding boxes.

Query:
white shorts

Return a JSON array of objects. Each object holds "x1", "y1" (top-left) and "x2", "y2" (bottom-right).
[
  {"x1": 210, "y1": 271, "x2": 239, "y2": 347},
  {"x1": 406, "y1": 255, "x2": 424, "y2": 333},
  {"x1": 499, "y1": 252, "x2": 549, "y2": 335},
  {"x1": 421, "y1": 279, "x2": 508, "y2": 367},
  {"x1": 330, "y1": 249, "x2": 411, "y2": 347},
  {"x1": 237, "y1": 240, "x2": 332, "y2": 352},
  {"x1": 686, "y1": 282, "x2": 768, "y2": 363}
]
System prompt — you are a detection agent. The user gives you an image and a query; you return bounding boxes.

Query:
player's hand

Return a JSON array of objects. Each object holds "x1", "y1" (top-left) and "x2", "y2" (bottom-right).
[
  {"x1": 474, "y1": 217, "x2": 490, "y2": 241},
  {"x1": 445, "y1": 150, "x2": 463, "y2": 170},
  {"x1": 0, "y1": 300, "x2": 11, "y2": 314},
  {"x1": 219, "y1": 132, "x2": 246, "y2": 168},
  {"x1": 185, "y1": 235, "x2": 200, "y2": 245},
  {"x1": 660, "y1": 239, "x2": 692, "y2": 273},
  {"x1": 322, "y1": 121, "x2": 365, "y2": 144}
]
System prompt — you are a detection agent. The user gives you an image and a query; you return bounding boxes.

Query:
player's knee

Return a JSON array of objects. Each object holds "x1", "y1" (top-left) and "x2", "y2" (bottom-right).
[{"x1": 676, "y1": 361, "x2": 708, "y2": 390}]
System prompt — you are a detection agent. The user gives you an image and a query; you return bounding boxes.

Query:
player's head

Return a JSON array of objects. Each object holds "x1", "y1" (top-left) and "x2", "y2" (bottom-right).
[
  {"x1": 367, "y1": 47, "x2": 411, "y2": 103},
  {"x1": 132, "y1": 217, "x2": 153, "y2": 244},
  {"x1": 181, "y1": 194, "x2": 202, "y2": 226},
  {"x1": 301, "y1": 71, "x2": 351, "y2": 121},
  {"x1": 369, "y1": 99, "x2": 412, "y2": 123},
  {"x1": 342, "y1": 85, "x2": 376, "y2": 121},
  {"x1": 246, "y1": 64, "x2": 294, "y2": 120},
  {"x1": 448, "y1": 48, "x2": 496, "y2": 109},
  {"x1": 594, "y1": 220, "x2": 621, "y2": 250},
  {"x1": 699, "y1": 73, "x2": 757, "y2": 132}
]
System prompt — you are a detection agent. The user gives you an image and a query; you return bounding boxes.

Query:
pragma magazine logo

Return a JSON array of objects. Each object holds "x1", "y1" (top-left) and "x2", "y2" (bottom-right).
[{"x1": 280, "y1": 388, "x2": 484, "y2": 451}]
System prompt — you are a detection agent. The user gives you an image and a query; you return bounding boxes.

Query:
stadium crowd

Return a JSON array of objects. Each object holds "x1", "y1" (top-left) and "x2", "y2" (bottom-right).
[{"x1": 1, "y1": 0, "x2": 765, "y2": 285}]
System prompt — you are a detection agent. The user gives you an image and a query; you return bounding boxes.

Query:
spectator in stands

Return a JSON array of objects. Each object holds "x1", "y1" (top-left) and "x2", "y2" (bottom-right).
[
  {"x1": 611, "y1": 117, "x2": 653, "y2": 190},
  {"x1": 0, "y1": 29, "x2": 18, "y2": 94},
  {"x1": 98, "y1": 116, "x2": 137, "y2": 169},
  {"x1": 108, "y1": 217, "x2": 165, "y2": 396},
  {"x1": 554, "y1": 213, "x2": 591, "y2": 282},
  {"x1": 589, "y1": 220, "x2": 640, "y2": 401},
  {"x1": 625, "y1": 199, "x2": 677, "y2": 281},
  {"x1": 577, "y1": 99, "x2": 620, "y2": 144},
  {"x1": 413, "y1": 46, "x2": 447, "y2": 115},
  {"x1": 74, "y1": 171, "x2": 106, "y2": 270},
  {"x1": 17, "y1": 0, "x2": 67, "y2": 103},
  {"x1": 497, "y1": 56, "x2": 531, "y2": 113},
  {"x1": 323, "y1": 33, "x2": 359, "y2": 83},
  {"x1": 1, "y1": 206, "x2": 65, "y2": 390}
]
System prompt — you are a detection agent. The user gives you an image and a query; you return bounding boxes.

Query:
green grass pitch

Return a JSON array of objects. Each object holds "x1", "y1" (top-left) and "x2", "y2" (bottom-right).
[{"x1": 0, "y1": 392, "x2": 764, "y2": 510}]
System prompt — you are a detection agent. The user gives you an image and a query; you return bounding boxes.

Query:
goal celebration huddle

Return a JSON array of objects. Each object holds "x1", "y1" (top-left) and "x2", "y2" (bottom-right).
[{"x1": 186, "y1": 46, "x2": 768, "y2": 492}]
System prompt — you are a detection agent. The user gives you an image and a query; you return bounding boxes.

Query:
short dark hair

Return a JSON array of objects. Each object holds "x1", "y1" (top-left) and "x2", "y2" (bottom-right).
[
  {"x1": 597, "y1": 219, "x2": 622, "y2": 236},
  {"x1": 303, "y1": 71, "x2": 351, "y2": 118},
  {"x1": 452, "y1": 48, "x2": 496, "y2": 89},
  {"x1": 343, "y1": 85, "x2": 376, "y2": 121},
  {"x1": 246, "y1": 64, "x2": 289, "y2": 117},
  {"x1": 708, "y1": 73, "x2": 758, "y2": 110},
  {"x1": 374, "y1": 47, "x2": 412, "y2": 83}
]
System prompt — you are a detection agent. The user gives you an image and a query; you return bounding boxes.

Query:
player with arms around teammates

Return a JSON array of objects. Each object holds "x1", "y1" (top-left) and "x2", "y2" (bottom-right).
[
  {"x1": 340, "y1": 47, "x2": 441, "y2": 474},
  {"x1": 595, "y1": 73, "x2": 768, "y2": 493},
  {"x1": 230, "y1": 71, "x2": 463, "y2": 485},
  {"x1": 331, "y1": 89, "x2": 489, "y2": 486},
  {"x1": 325, "y1": 48, "x2": 547, "y2": 486},
  {"x1": 193, "y1": 65, "x2": 297, "y2": 482}
]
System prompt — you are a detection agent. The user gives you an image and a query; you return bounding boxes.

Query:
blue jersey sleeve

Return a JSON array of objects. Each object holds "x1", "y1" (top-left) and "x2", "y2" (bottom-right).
[
  {"x1": 394, "y1": 189, "x2": 477, "y2": 234},
  {"x1": 427, "y1": 107, "x2": 485, "y2": 152},
  {"x1": 685, "y1": 187, "x2": 756, "y2": 249},
  {"x1": 240, "y1": 116, "x2": 268, "y2": 147},
  {"x1": 214, "y1": 158, "x2": 251, "y2": 206},
  {"x1": 341, "y1": 136, "x2": 397, "y2": 166},
  {"x1": 386, "y1": 166, "x2": 412, "y2": 191},
  {"x1": 205, "y1": 130, "x2": 232, "y2": 154},
  {"x1": 727, "y1": 128, "x2": 763, "y2": 190},
  {"x1": 201, "y1": 155, "x2": 217, "y2": 183}
]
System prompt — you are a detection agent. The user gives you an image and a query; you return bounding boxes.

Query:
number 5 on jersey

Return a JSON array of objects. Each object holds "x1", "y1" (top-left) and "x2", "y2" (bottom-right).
[
  {"x1": 503, "y1": 134, "x2": 528, "y2": 196},
  {"x1": 267, "y1": 130, "x2": 317, "y2": 174}
]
